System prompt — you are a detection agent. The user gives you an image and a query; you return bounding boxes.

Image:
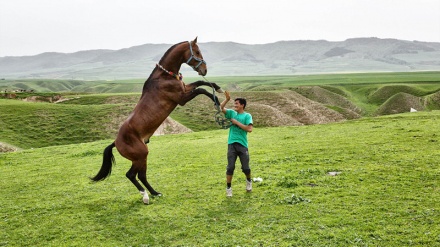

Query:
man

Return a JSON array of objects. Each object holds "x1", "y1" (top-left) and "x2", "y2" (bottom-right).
[{"x1": 220, "y1": 91, "x2": 253, "y2": 197}]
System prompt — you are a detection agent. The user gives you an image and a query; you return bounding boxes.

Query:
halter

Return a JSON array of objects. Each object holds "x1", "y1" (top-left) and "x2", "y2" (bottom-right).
[
  {"x1": 186, "y1": 41, "x2": 206, "y2": 71},
  {"x1": 156, "y1": 41, "x2": 205, "y2": 80}
]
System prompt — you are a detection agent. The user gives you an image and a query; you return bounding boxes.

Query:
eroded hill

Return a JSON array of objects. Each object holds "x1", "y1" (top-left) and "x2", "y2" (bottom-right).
[{"x1": 1, "y1": 80, "x2": 440, "y2": 150}]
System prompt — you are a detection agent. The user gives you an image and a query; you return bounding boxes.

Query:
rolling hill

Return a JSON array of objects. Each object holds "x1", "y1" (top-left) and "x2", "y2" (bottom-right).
[
  {"x1": 1, "y1": 38, "x2": 440, "y2": 79},
  {"x1": 1, "y1": 78, "x2": 440, "y2": 150}
]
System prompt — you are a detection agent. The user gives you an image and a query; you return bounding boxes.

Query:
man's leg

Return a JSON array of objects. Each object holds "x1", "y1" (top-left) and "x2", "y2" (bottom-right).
[
  {"x1": 237, "y1": 144, "x2": 252, "y2": 192},
  {"x1": 226, "y1": 144, "x2": 237, "y2": 197}
]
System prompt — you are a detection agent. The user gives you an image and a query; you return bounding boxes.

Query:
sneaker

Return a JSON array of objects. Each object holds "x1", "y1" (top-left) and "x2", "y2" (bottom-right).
[
  {"x1": 226, "y1": 187, "x2": 233, "y2": 197},
  {"x1": 246, "y1": 180, "x2": 252, "y2": 192}
]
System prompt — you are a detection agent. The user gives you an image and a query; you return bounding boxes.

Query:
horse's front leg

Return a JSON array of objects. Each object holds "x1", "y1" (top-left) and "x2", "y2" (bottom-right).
[
  {"x1": 178, "y1": 88, "x2": 220, "y2": 106},
  {"x1": 184, "y1": 80, "x2": 224, "y2": 94}
]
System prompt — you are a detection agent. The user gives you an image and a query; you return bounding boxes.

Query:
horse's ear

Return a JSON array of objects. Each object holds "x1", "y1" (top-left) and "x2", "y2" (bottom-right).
[{"x1": 193, "y1": 37, "x2": 198, "y2": 44}]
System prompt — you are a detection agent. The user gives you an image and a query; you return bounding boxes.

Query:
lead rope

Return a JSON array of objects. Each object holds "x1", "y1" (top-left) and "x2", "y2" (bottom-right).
[{"x1": 202, "y1": 76, "x2": 231, "y2": 129}]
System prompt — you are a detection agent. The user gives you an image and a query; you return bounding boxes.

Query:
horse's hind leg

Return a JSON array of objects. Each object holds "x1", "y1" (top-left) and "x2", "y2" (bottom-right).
[
  {"x1": 138, "y1": 164, "x2": 162, "y2": 196},
  {"x1": 126, "y1": 166, "x2": 145, "y2": 192},
  {"x1": 126, "y1": 165, "x2": 152, "y2": 204}
]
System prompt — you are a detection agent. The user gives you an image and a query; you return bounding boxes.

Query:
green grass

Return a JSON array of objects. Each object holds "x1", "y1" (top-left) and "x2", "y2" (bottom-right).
[
  {"x1": 1, "y1": 72, "x2": 439, "y2": 245},
  {"x1": 0, "y1": 99, "x2": 134, "y2": 149},
  {"x1": 426, "y1": 91, "x2": 440, "y2": 110},
  {"x1": 368, "y1": 84, "x2": 440, "y2": 105},
  {"x1": 59, "y1": 93, "x2": 140, "y2": 105},
  {"x1": 1, "y1": 111, "x2": 439, "y2": 246},
  {"x1": 2, "y1": 79, "x2": 440, "y2": 149},
  {"x1": 2, "y1": 71, "x2": 440, "y2": 93}
]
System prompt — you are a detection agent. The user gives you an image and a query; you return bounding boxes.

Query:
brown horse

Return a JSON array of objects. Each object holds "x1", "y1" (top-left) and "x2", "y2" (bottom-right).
[{"x1": 91, "y1": 38, "x2": 223, "y2": 204}]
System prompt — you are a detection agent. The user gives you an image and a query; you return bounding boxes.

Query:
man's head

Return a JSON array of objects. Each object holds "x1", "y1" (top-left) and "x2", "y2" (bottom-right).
[{"x1": 234, "y1": 98, "x2": 247, "y2": 111}]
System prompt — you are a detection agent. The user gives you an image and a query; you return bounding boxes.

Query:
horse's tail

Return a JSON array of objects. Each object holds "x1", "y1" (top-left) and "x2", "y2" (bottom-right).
[{"x1": 90, "y1": 142, "x2": 116, "y2": 182}]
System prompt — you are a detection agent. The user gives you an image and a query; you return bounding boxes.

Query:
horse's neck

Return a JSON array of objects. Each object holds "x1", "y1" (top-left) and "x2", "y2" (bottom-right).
[
  {"x1": 160, "y1": 56, "x2": 183, "y2": 74},
  {"x1": 159, "y1": 43, "x2": 186, "y2": 73},
  {"x1": 142, "y1": 44, "x2": 186, "y2": 95}
]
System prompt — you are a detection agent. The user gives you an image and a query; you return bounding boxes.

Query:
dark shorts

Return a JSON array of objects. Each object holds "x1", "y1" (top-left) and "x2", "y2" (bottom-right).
[{"x1": 227, "y1": 143, "x2": 250, "y2": 175}]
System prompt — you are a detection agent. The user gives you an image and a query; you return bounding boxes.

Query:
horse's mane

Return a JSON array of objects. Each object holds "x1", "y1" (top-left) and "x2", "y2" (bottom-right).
[
  {"x1": 158, "y1": 41, "x2": 186, "y2": 64},
  {"x1": 141, "y1": 41, "x2": 187, "y2": 96}
]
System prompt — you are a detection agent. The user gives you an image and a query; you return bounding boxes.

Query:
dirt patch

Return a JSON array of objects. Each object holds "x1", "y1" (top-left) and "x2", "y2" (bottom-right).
[
  {"x1": 251, "y1": 103, "x2": 302, "y2": 126},
  {"x1": 104, "y1": 112, "x2": 192, "y2": 137},
  {"x1": 274, "y1": 91, "x2": 346, "y2": 124},
  {"x1": 54, "y1": 97, "x2": 79, "y2": 103},
  {"x1": 293, "y1": 86, "x2": 362, "y2": 114},
  {"x1": 22, "y1": 95, "x2": 62, "y2": 103},
  {"x1": 375, "y1": 92, "x2": 424, "y2": 115},
  {"x1": 425, "y1": 91, "x2": 440, "y2": 109},
  {"x1": 369, "y1": 85, "x2": 419, "y2": 104},
  {"x1": 242, "y1": 90, "x2": 347, "y2": 126},
  {"x1": 0, "y1": 142, "x2": 19, "y2": 153},
  {"x1": 153, "y1": 117, "x2": 192, "y2": 136}
]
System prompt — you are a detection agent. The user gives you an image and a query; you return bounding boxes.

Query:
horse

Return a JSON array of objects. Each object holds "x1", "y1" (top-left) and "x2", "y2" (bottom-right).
[{"x1": 91, "y1": 37, "x2": 223, "y2": 204}]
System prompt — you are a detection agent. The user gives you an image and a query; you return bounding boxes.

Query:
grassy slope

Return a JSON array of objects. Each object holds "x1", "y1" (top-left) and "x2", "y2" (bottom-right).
[
  {"x1": 0, "y1": 111, "x2": 439, "y2": 246},
  {"x1": 2, "y1": 71, "x2": 440, "y2": 93},
  {"x1": 0, "y1": 99, "x2": 134, "y2": 149},
  {"x1": 2, "y1": 82, "x2": 440, "y2": 149}
]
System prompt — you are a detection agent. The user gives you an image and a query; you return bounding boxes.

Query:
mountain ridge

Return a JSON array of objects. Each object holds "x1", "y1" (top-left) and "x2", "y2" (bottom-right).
[{"x1": 1, "y1": 37, "x2": 439, "y2": 79}]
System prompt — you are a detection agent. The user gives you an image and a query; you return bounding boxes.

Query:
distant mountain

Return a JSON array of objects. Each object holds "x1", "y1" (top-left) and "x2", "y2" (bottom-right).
[{"x1": 1, "y1": 38, "x2": 439, "y2": 79}]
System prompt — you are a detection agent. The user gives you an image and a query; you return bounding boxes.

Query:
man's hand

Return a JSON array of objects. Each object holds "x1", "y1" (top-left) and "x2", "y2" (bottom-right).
[
  {"x1": 220, "y1": 91, "x2": 231, "y2": 114},
  {"x1": 224, "y1": 91, "x2": 231, "y2": 101},
  {"x1": 230, "y1": 118, "x2": 253, "y2": 133}
]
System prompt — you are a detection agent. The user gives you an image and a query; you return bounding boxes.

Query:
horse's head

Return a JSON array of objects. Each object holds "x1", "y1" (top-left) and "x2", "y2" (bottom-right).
[{"x1": 185, "y1": 37, "x2": 207, "y2": 76}]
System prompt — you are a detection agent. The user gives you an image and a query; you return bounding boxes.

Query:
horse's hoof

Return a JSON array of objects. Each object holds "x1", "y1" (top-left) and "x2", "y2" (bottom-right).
[
  {"x1": 142, "y1": 193, "x2": 150, "y2": 204},
  {"x1": 153, "y1": 193, "x2": 162, "y2": 197},
  {"x1": 216, "y1": 88, "x2": 224, "y2": 93},
  {"x1": 139, "y1": 191, "x2": 150, "y2": 205}
]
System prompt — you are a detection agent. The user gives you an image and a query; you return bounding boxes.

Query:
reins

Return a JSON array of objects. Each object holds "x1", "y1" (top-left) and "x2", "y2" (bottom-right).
[
  {"x1": 202, "y1": 76, "x2": 231, "y2": 129},
  {"x1": 158, "y1": 41, "x2": 230, "y2": 129}
]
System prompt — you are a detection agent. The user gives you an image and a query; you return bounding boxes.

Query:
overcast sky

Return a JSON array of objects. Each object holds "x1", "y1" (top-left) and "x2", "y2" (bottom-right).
[{"x1": 1, "y1": 0, "x2": 439, "y2": 57}]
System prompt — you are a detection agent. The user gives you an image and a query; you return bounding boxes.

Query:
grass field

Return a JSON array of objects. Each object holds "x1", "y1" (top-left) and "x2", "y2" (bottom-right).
[
  {"x1": 1, "y1": 72, "x2": 440, "y2": 149},
  {"x1": 1, "y1": 111, "x2": 439, "y2": 246},
  {"x1": 2, "y1": 71, "x2": 440, "y2": 93},
  {"x1": 2, "y1": 90, "x2": 439, "y2": 149},
  {"x1": 1, "y1": 72, "x2": 439, "y2": 246},
  {"x1": 0, "y1": 99, "x2": 134, "y2": 149}
]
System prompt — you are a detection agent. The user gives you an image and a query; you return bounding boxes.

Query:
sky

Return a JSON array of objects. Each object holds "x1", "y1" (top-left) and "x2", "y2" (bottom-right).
[{"x1": 0, "y1": 0, "x2": 439, "y2": 57}]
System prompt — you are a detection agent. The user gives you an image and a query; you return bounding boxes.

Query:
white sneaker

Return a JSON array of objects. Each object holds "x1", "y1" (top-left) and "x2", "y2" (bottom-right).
[
  {"x1": 226, "y1": 187, "x2": 232, "y2": 197},
  {"x1": 246, "y1": 180, "x2": 252, "y2": 192}
]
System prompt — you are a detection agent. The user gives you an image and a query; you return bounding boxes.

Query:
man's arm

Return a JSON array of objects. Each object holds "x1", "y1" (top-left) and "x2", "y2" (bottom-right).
[
  {"x1": 230, "y1": 119, "x2": 253, "y2": 133},
  {"x1": 220, "y1": 91, "x2": 231, "y2": 114}
]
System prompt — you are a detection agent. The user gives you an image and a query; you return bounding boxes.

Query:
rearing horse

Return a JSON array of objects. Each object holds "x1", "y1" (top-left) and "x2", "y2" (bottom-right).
[{"x1": 91, "y1": 38, "x2": 223, "y2": 204}]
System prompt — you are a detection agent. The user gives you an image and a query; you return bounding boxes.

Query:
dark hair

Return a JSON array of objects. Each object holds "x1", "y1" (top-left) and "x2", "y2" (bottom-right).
[{"x1": 235, "y1": 98, "x2": 247, "y2": 109}]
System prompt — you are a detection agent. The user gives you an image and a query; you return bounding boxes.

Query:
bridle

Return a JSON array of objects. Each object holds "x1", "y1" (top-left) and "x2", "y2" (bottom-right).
[
  {"x1": 157, "y1": 41, "x2": 206, "y2": 78},
  {"x1": 157, "y1": 41, "x2": 229, "y2": 129},
  {"x1": 186, "y1": 41, "x2": 206, "y2": 71}
]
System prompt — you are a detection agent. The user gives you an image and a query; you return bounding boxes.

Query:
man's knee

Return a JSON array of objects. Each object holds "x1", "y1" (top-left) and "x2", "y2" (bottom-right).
[
  {"x1": 226, "y1": 169, "x2": 234, "y2": 175},
  {"x1": 242, "y1": 168, "x2": 251, "y2": 175}
]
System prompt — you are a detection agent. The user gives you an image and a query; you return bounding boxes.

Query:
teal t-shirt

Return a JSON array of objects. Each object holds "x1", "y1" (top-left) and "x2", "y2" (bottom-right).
[{"x1": 225, "y1": 109, "x2": 253, "y2": 148}]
